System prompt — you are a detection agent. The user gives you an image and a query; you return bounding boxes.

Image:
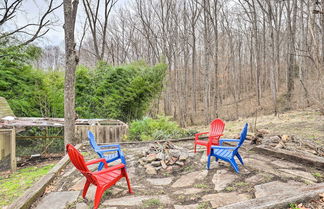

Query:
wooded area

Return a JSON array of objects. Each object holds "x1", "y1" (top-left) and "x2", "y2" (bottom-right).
[
  {"x1": 70, "y1": 0, "x2": 324, "y2": 126},
  {"x1": 2, "y1": 0, "x2": 324, "y2": 129}
]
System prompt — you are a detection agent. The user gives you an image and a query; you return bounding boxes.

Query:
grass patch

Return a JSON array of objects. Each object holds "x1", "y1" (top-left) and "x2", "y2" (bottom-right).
[
  {"x1": 234, "y1": 182, "x2": 249, "y2": 187},
  {"x1": 225, "y1": 186, "x2": 235, "y2": 192},
  {"x1": 194, "y1": 183, "x2": 209, "y2": 189},
  {"x1": 312, "y1": 172, "x2": 322, "y2": 178},
  {"x1": 198, "y1": 202, "x2": 211, "y2": 209},
  {"x1": 142, "y1": 198, "x2": 161, "y2": 208},
  {"x1": 0, "y1": 164, "x2": 54, "y2": 208}
]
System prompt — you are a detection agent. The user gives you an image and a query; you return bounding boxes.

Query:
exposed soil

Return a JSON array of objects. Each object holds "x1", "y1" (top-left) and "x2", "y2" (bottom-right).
[{"x1": 32, "y1": 140, "x2": 324, "y2": 209}]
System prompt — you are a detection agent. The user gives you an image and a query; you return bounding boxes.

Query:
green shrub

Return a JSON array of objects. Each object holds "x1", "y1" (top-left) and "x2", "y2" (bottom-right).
[
  {"x1": 76, "y1": 62, "x2": 167, "y2": 122},
  {"x1": 128, "y1": 116, "x2": 194, "y2": 141}
]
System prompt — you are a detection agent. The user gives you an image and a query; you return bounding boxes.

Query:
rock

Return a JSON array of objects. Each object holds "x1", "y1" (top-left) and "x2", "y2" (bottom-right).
[
  {"x1": 172, "y1": 170, "x2": 208, "y2": 188},
  {"x1": 155, "y1": 166, "x2": 162, "y2": 171},
  {"x1": 170, "y1": 149, "x2": 181, "y2": 158},
  {"x1": 161, "y1": 160, "x2": 167, "y2": 169},
  {"x1": 279, "y1": 169, "x2": 317, "y2": 182},
  {"x1": 139, "y1": 159, "x2": 145, "y2": 165},
  {"x1": 281, "y1": 135, "x2": 290, "y2": 143},
  {"x1": 146, "y1": 165, "x2": 157, "y2": 175},
  {"x1": 174, "y1": 204, "x2": 200, "y2": 209},
  {"x1": 269, "y1": 136, "x2": 281, "y2": 143},
  {"x1": 173, "y1": 188, "x2": 203, "y2": 195},
  {"x1": 103, "y1": 195, "x2": 173, "y2": 206},
  {"x1": 146, "y1": 153, "x2": 157, "y2": 162},
  {"x1": 258, "y1": 129, "x2": 270, "y2": 135},
  {"x1": 179, "y1": 151, "x2": 189, "y2": 161},
  {"x1": 151, "y1": 161, "x2": 161, "y2": 167},
  {"x1": 83, "y1": 185, "x2": 97, "y2": 200},
  {"x1": 76, "y1": 203, "x2": 88, "y2": 209},
  {"x1": 245, "y1": 173, "x2": 273, "y2": 184},
  {"x1": 202, "y1": 192, "x2": 250, "y2": 208},
  {"x1": 212, "y1": 170, "x2": 238, "y2": 191},
  {"x1": 166, "y1": 166, "x2": 173, "y2": 173},
  {"x1": 156, "y1": 152, "x2": 165, "y2": 160},
  {"x1": 200, "y1": 151, "x2": 208, "y2": 163},
  {"x1": 271, "y1": 160, "x2": 302, "y2": 168},
  {"x1": 176, "y1": 161, "x2": 185, "y2": 166},
  {"x1": 254, "y1": 181, "x2": 305, "y2": 198},
  {"x1": 147, "y1": 177, "x2": 173, "y2": 186},
  {"x1": 168, "y1": 157, "x2": 178, "y2": 165},
  {"x1": 244, "y1": 158, "x2": 277, "y2": 175},
  {"x1": 35, "y1": 191, "x2": 80, "y2": 209},
  {"x1": 70, "y1": 178, "x2": 86, "y2": 191},
  {"x1": 63, "y1": 167, "x2": 76, "y2": 177}
]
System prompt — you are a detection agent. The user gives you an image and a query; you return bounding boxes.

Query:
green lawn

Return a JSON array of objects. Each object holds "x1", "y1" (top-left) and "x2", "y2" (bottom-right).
[{"x1": 0, "y1": 164, "x2": 54, "y2": 208}]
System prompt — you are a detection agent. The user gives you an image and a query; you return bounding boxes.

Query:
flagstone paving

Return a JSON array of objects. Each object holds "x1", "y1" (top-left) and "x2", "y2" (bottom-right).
[{"x1": 31, "y1": 141, "x2": 324, "y2": 209}]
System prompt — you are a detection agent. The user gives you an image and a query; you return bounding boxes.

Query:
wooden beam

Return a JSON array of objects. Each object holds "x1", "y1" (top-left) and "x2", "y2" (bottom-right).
[
  {"x1": 16, "y1": 136, "x2": 64, "y2": 140},
  {"x1": 10, "y1": 128, "x2": 16, "y2": 172}
]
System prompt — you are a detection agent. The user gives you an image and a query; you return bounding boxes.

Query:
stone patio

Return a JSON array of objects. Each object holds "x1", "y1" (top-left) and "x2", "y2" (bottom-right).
[{"x1": 30, "y1": 140, "x2": 324, "y2": 209}]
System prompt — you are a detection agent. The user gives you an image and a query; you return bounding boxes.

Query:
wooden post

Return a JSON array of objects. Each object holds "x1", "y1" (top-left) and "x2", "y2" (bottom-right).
[{"x1": 10, "y1": 128, "x2": 16, "y2": 172}]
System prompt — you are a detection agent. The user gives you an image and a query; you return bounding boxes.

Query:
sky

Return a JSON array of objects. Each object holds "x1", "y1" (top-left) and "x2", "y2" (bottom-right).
[{"x1": 9, "y1": 0, "x2": 128, "y2": 46}]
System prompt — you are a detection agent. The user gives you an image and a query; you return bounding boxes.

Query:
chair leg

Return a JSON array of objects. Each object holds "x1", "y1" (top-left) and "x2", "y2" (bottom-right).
[
  {"x1": 98, "y1": 162, "x2": 104, "y2": 171},
  {"x1": 121, "y1": 156, "x2": 127, "y2": 166},
  {"x1": 93, "y1": 187, "x2": 105, "y2": 209},
  {"x1": 215, "y1": 157, "x2": 219, "y2": 162},
  {"x1": 229, "y1": 159, "x2": 240, "y2": 173},
  {"x1": 236, "y1": 152, "x2": 244, "y2": 165},
  {"x1": 207, "y1": 146, "x2": 211, "y2": 156},
  {"x1": 82, "y1": 180, "x2": 90, "y2": 198},
  {"x1": 123, "y1": 168, "x2": 133, "y2": 193}
]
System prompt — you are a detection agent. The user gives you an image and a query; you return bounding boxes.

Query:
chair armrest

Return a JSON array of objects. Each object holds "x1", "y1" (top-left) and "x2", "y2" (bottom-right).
[
  {"x1": 95, "y1": 148, "x2": 120, "y2": 153},
  {"x1": 211, "y1": 146, "x2": 236, "y2": 150},
  {"x1": 92, "y1": 164, "x2": 125, "y2": 175},
  {"x1": 85, "y1": 158, "x2": 108, "y2": 168},
  {"x1": 195, "y1": 132, "x2": 209, "y2": 140},
  {"x1": 98, "y1": 144, "x2": 121, "y2": 149},
  {"x1": 219, "y1": 139, "x2": 240, "y2": 145}
]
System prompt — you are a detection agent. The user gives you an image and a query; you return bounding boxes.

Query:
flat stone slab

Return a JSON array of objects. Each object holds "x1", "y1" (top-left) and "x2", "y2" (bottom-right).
[
  {"x1": 244, "y1": 158, "x2": 278, "y2": 175},
  {"x1": 35, "y1": 191, "x2": 79, "y2": 209},
  {"x1": 271, "y1": 160, "x2": 303, "y2": 168},
  {"x1": 202, "y1": 192, "x2": 250, "y2": 208},
  {"x1": 70, "y1": 178, "x2": 86, "y2": 191},
  {"x1": 252, "y1": 146, "x2": 324, "y2": 170},
  {"x1": 76, "y1": 203, "x2": 88, "y2": 209},
  {"x1": 103, "y1": 195, "x2": 173, "y2": 206},
  {"x1": 219, "y1": 183, "x2": 324, "y2": 209},
  {"x1": 146, "y1": 177, "x2": 173, "y2": 186},
  {"x1": 174, "y1": 204, "x2": 200, "y2": 209},
  {"x1": 245, "y1": 173, "x2": 273, "y2": 184},
  {"x1": 254, "y1": 181, "x2": 305, "y2": 198},
  {"x1": 172, "y1": 170, "x2": 208, "y2": 188},
  {"x1": 279, "y1": 169, "x2": 317, "y2": 182},
  {"x1": 212, "y1": 169, "x2": 238, "y2": 191},
  {"x1": 173, "y1": 188, "x2": 203, "y2": 195}
]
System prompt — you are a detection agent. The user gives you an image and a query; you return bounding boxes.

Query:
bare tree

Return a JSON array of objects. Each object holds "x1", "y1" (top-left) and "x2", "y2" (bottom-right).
[
  {"x1": 0, "y1": 0, "x2": 62, "y2": 46},
  {"x1": 63, "y1": 0, "x2": 79, "y2": 146}
]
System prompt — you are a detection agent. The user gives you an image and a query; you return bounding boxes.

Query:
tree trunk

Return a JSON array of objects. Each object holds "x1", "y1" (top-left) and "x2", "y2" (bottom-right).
[{"x1": 63, "y1": 0, "x2": 79, "y2": 146}]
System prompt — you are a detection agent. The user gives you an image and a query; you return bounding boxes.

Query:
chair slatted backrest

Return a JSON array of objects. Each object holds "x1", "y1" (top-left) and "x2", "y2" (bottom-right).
[
  {"x1": 66, "y1": 144, "x2": 97, "y2": 185},
  {"x1": 209, "y1": 119, "x2": 225, "y2": 143},
  {"x1": 88, "y1": 130, "x2": 100, "y2": 150},
  {"x1": 232, "y1": 123, "x2": 248, "y2": 156}
]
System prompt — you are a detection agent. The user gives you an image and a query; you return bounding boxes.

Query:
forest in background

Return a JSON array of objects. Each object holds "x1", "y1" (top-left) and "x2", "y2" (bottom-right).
[{"x1": 2, "y1": 0, "x2": 324, "y2": 127}]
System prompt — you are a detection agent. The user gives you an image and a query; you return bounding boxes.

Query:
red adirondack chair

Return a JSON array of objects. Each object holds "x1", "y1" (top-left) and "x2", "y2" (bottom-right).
[
  {"x1": 66, "y1": 144, "x2": 133, "y2": 209},
  {"x1": 194, "y1": 119, "x2": 225, "y2": 155}
]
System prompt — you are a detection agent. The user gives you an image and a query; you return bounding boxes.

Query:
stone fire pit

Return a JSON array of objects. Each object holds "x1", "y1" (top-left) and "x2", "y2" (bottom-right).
[{"x1": 138, "y1": 142, "x2": 190, "y2": 175}]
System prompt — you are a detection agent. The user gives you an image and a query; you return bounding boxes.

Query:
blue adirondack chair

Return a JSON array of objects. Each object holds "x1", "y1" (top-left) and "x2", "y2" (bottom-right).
[
  {"x1": 207, "y1": 123, "x2": 248, "y2": 173},
  {"x1": 87, "y1": 130, "x2": 126, "y2": 171}
]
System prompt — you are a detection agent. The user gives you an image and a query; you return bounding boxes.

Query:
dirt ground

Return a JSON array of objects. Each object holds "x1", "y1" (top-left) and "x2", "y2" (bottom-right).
[{"x1": 31, "y1": 139, "x2": 324, "y2": 209}]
